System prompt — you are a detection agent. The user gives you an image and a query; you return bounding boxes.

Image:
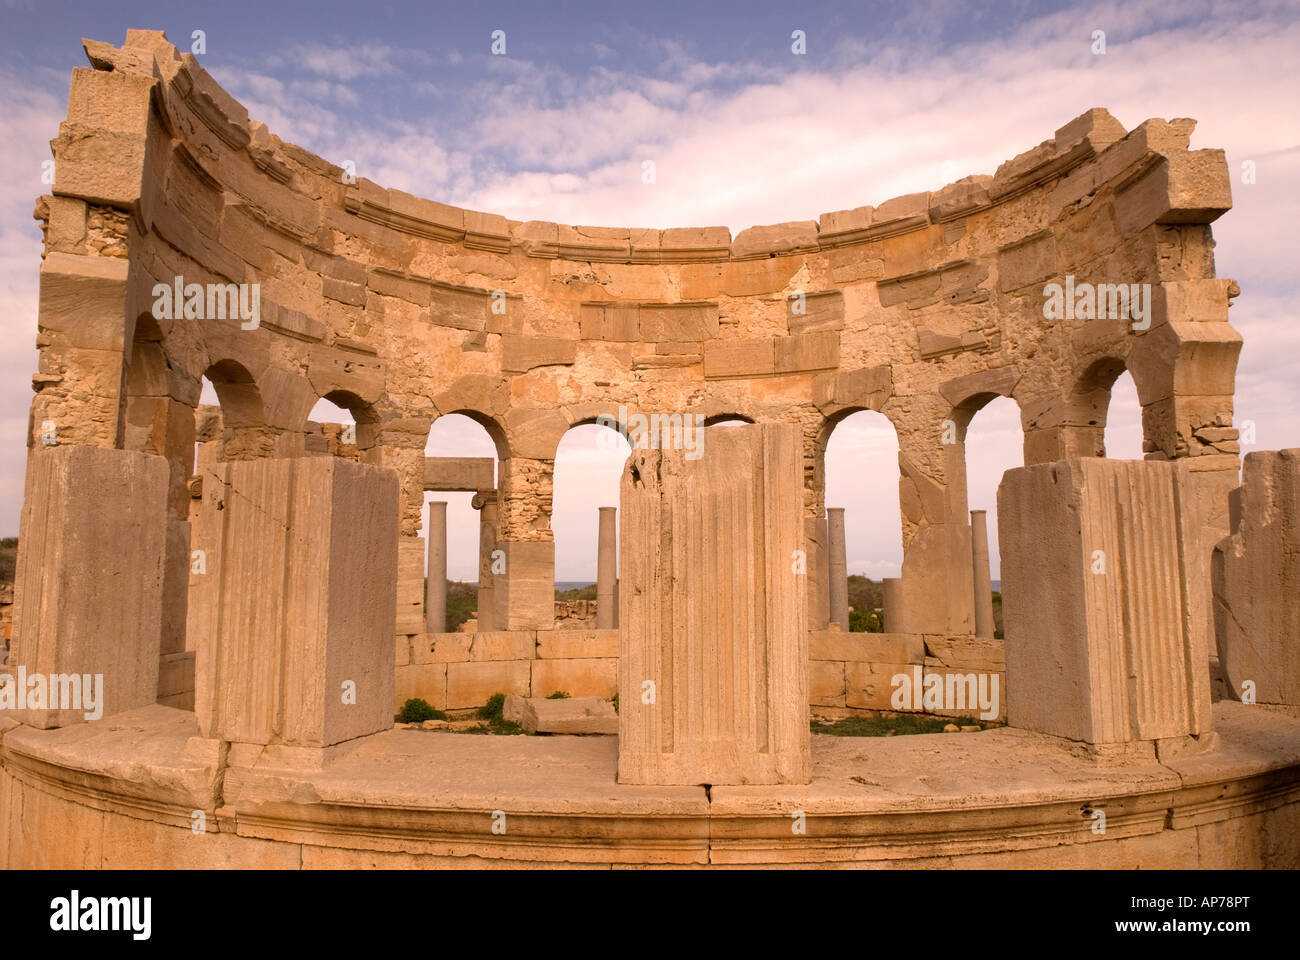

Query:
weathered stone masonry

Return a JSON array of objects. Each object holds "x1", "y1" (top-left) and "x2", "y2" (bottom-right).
[{"x1": 28, "y1": 31, "x2": 1242, "y2": 707}]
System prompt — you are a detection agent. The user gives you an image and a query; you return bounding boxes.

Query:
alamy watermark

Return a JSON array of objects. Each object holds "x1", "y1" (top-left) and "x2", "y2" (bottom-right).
[
  {"x1": 0, "y1": 666, "x2": 104, "y2": 720},
  {"x1": 595, "y1": 404, "x2": 706, "y2": 460},
  {"x1": 1043, "y1": 275, "x2": 1151, "y2": 330},
  {"x1": 152, "y1": 276, "x2": 260, "y2": 330},
  {"x1": 890, "y1": 666, "x2": 1000, "y2": 720}
]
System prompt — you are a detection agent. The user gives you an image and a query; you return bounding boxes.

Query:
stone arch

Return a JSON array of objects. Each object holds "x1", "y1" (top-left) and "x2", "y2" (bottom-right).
[
  {"x1": 430, "y1": 407, "x2": 510, "y2": 462},
  {"x1": 313, "y1": 388, "x2": 381, "y2": 460},
  {"x1": 203, "y1": 358, "x2": 269, "y2": 460},
  {"x1": 703, "y1": 413, "x2": 755, "y2": 427}
]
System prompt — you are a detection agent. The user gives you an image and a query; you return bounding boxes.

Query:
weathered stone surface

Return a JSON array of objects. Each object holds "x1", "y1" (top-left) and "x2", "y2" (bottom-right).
[
  {"x1": 191, "y1": 457, "x2": 399, "y2": 747},
  {"x1": 998, "y1": 458, "x2": 1211, "y2": 744},
  {"x1": 9, "y1": 447, "x2": 168, "y2": 727},
  {"x1": 1213, "y1": 449, "x2": 1300, "y2": 706},
  {"x1": 502, "y1": 695, "x2": 617, "y2": 734},
  {"x1": 619, "y1": 423, "x2": 810, "y2": 785}
]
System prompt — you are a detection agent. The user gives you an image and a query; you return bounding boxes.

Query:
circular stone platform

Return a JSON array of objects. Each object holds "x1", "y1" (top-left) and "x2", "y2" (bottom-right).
[{"x1": 1, "y1": 701, "x2": 1296, "y2": 868}]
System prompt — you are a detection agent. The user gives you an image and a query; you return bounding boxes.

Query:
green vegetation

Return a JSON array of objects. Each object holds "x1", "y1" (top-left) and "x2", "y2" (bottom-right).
[
  {"x1": 396, "y1": 698, "x2": 448, "y2": 723},
  {"x1": 846, "y1": 575, "x2": 884, "y2": 632},
  {"x1": 555, "y1": 583, "x2": 597, "y2": 602},
  {"x1": 611, "y1": 693, "x2": 619, "y2": 714},
  {"x1": 546, "y1": 691, "x2": 570, "y2": 699},
  {"x1": 0, "y1": 537, "x2": 17, "y2": 584},
  {"x1": 476, "y1": 692, "x2": 506, "y2": 721},
  {"x1": 810, "y1": 713, "x2": 994, "y2": 737},
  {"x1": 444, "y1": 581, "x2": 478, "y2": 632}
]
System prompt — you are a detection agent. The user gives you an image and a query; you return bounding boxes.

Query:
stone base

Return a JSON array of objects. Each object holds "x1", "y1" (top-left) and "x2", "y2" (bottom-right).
[{"x1": 0, "y1": 701, "x2": 1296, "y2": 868}]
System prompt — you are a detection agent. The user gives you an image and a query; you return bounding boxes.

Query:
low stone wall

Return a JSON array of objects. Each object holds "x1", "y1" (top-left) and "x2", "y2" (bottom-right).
[
  {"x1": 394, "y1": 627, "x2": 1008, "y2": 719},
  {"x1": 810, "y1": 631, "x2": 1006, "y2": 721},
  {"x1": 395, "y1": 629, "x2": 618, "y2": 710}
]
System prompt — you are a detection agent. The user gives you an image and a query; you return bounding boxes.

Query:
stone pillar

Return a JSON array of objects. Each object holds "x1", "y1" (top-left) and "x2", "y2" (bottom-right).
[
  {"x1": 970, "y1": 510, "x2": 996, "y2": 638},
  {"x1": 473, "y1": 490, "x2": 498, "y2": 632},
  {"x1": 827, "y1": 507, "x2": 849, "y2": 631},
  {"x1": 998, "y1": 458, "x2": 1211, "y2": 746},
  {"x1": 425, "y1": 501, "x2": 447, "y2": 634},
  {"x1": 619, "y1": 423, "x2": 810, "y2": 785},
  {"x1": 192, "y1": 457, "x2": 398, "y2": 747},
  {"x1": 1213, "y1": 449, "x2": 1299, "y2": 706},
  {"x1": 8, "y1": 447, "x2": 168, "y2": 728},
  {"x1": 496, "y1": 457, "x2": 556, "y2": 631},
  {"x1": 804, "y1": 514, "x2": 830, "y2": 631},
  {"x1": 596, "y1": 506, "x2": 617, "y2": 629},
  {"x1": 881, "y1": 577, "x2": 905, "y2": 633}
]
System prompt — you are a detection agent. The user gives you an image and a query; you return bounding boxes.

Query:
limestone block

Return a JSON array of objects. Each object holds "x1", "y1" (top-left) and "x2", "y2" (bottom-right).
[
  {"x1": 731, "y1": 221, "x2": 819, "y2": 259},
  {"x1": 998, "y1": 458, "x2": 1211, "y2": 744},
  {"x1": 535, "y1": 629, "x2": 619, "y2": 659},
  {"x1": 810, "y1": 660, "x2": 846, "y2": 707},
  {"x1": 846, "y1": 661, "x2": 915, "y2": 711},
  {"x1": 899, "y1": 522, "x2": 975, "y2": 635},
  {"x1": 1213, "y1": 449, "x2": 1299, "y2": 705},
  {"x1": 469, "y1": 631, "x2": 536, "y2": 661},
  {"x1": 445, "y1": 660, "x2": 530, "y2": 709},
  {"x1": 501, "y1": 335, "x2": 577, "y2": 373},
  {"x1": 530, "y1": 657, "x2": 617, "y2": 699},
  {"x1": 775, "y1": 331, "x2": 839, "y2": 374},
  {"x1": 499, "y1": 540, "x2": 556, "y2": 630},
  {"x1": 9, "y1": 447, "x2": 168, "y2": 727},
  {"x1": 501, "y1": 695, "x2": 618, "y2": 734},
  {"x1": 395, "y1": 662, "x2": 447, "y2": 711},
  {"x1": 422, "y1": 457, "x2": 494, "y2": 491},
  {"x1": 618, "y1": 422, "x2": 811, "y2": 785},
  {"x1": 702, "y1": 338, "x2": 774, "y2": 379},
  {"x1": 38, "y1": 252, "x2": 130, "y2": 352},
  {"x1": 809, "y1": 631, "x2": 925, "y2": 664},
  {"x1": 395, "y1": 537, "x2": 424, "y2": 635},
  {"x1": 192, "y1": 457, "x2": 398, "y2": 747},
  {"x1": 53, "y1": 68, "x2": 156, "y2": 206}
]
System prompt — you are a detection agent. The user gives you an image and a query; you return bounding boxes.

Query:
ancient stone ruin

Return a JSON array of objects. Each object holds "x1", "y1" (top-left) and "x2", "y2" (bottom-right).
[{"x1": 0, "y1": 30, "x2": 1296, "y2": 867}]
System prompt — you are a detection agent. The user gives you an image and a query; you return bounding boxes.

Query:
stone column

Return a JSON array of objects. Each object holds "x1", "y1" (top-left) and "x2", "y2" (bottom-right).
[
  {"x1": 473, "y1": 490, "x2": 498, "y2": 632},
  {"x1": 827, "y1": 507, "x2": 849, "y2": 631},
  {"x1": 192, "y1": 457, "x2": 398, "y2": 748},
  {"x1": 619, "y1": 423, "x2": 810, "y2": 785},
  {"x1": 881, "y1": 577, "x2": 905, "y2": 633},
  {"x1": 10, "y1": 447, "x2": 168, "y2": 728},
  {"x1": 998, "y1": 458, "x2": 1211, "y2": 746},
  {"x1": 1213, "y1": 449, "x2": 1299, "y2": 706},
  {"x1": 596, "y1": 506, "x2": 617, "y2": 629},
  {"x1": 970, "y1": 510, "x2": 996, "y2": 638},
  {"x1": 425, "y1": 501, "x2": 447, "y2": 634}
]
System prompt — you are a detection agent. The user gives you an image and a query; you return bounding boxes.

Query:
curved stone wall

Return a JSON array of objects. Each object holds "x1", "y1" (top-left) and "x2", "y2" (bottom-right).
[{"x1": 33, "y1": 31, "x2": 1242, "y2": 642}]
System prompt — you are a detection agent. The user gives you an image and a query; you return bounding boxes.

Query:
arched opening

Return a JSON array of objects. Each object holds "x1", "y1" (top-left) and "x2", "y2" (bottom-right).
[
  {"x1": 822, "y1": 409, "x2": 903, "y2": 632},
  {"x1": 198, "y1": 359, "x2": 268, "y2": 462},
  {"x1": 306, "y1": 389, "x2": 379, "y2": 460},
  {"x1": 1104, "y1": 369, "x2": 1144, "y2": 460},
  {"x1": 424, "y1": 413, "x2": 500, "y2": 632},
  {"x1": 960, "y1": 395, "x2": 1023, "y2": 638},
  {"x1": 703, "y1": 414, "x2": 754, "y2": 428},
  {"x1": 552, "y1": 422, "x2": 632, "y2": 628}
]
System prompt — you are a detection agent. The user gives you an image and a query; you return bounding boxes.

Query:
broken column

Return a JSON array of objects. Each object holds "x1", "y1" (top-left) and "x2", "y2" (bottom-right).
[
  {"x1": 881, "y1": 577, "x2": 905, "y2": 632},
  {"x1": 998, "y1": 458, "x2": 1211, "y2": 746},
  {"x1": 618, "y1": 422, "x2": 810, "y2": 785},
  {"x1": 1212, "y1": 448, "x2": 1299, "y2": 706},
  {"x1": 425, "y1": 500, "x2": 447, "y2": 633},
  {"x1": 596, "y1": 505, "x2": 617, "y2": 629},
  {"x1": 827, "y1": 506, "x2": 849, "y2": 631},
  {"x1": 191, "y1": 457, "x2": 398, "y2": 747},
  {"x1": 473, "y1": 490, "x2": 498, "y2": 631},
  {"x1": 970, "y1": 509, "x2": 996, "y2": 638},
  {"x1": 8, "y1": 447, "x2": 168, "y2": 727}
]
